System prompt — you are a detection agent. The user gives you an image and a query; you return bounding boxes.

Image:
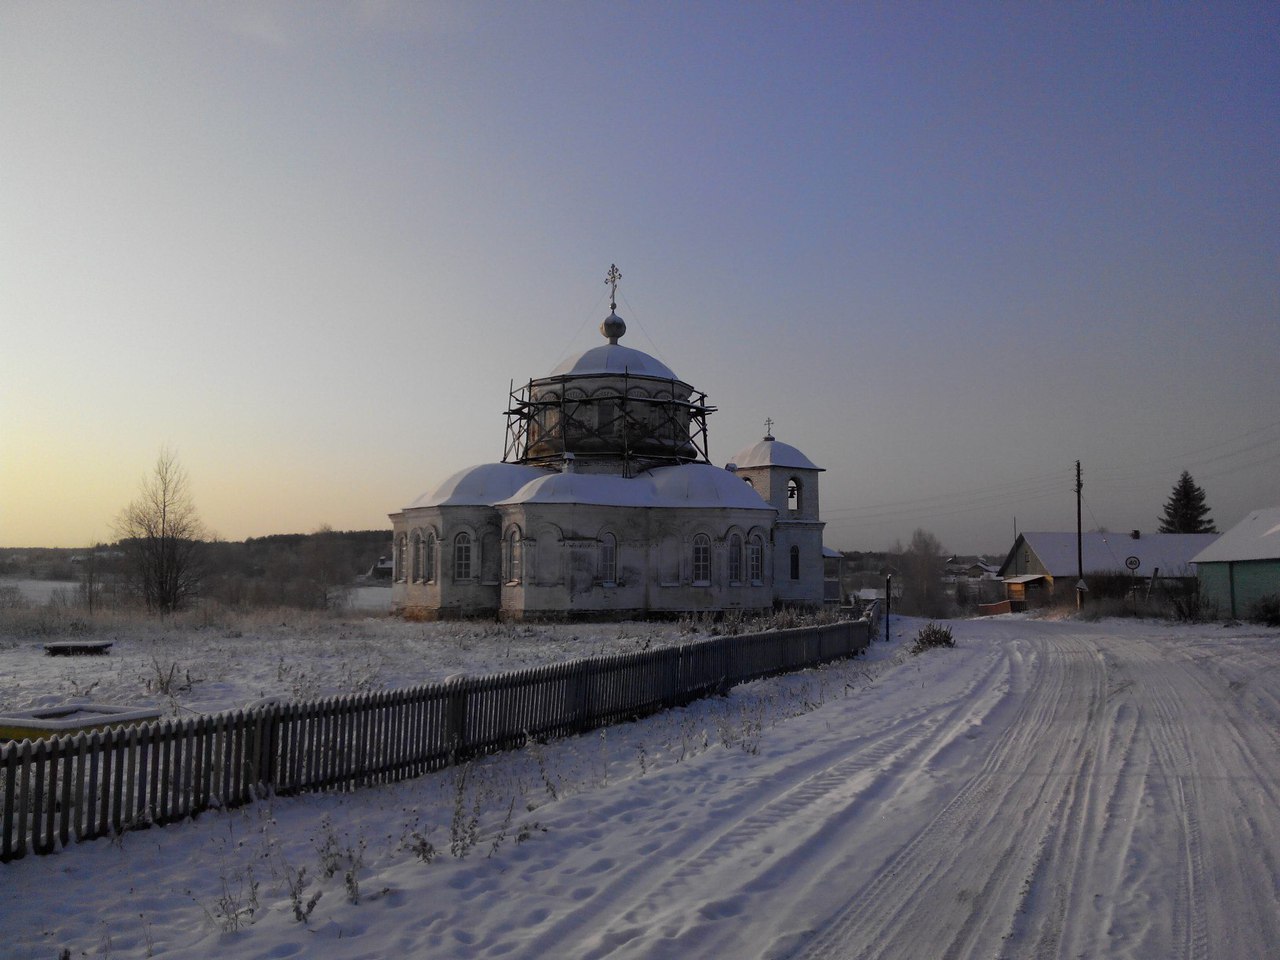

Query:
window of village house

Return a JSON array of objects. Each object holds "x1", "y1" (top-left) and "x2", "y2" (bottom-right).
[
  {"x1": 505, "y1": 529, "x2": 522, "y2": 583},
  {"x1": 787, "y1": 478, "x2": 801, "y2": 513},
  {"x1": 728, "y1": 534, "x2": 743, "y2": 583},
  {"x1": 394, "y1": 534, "x2": 407, "y2": 582},
  {"x1": 692, "y1": 534, "x2": 711, "y2": 585},
  {"x1": 599, "y1": 533, "x2": 617, "y2": 584},
  {"x1": 425, "y1": 533, "x2": 436, "y2": 582},
  {"x1": 748, "y1": 536, "x2": 763, "y2": 583},
  {"x1": 454, "y1": 532, "x2": 472, "y2": 581},
  {"x1": 790, "y1": 545, "x2": 800, "y2": 580}
]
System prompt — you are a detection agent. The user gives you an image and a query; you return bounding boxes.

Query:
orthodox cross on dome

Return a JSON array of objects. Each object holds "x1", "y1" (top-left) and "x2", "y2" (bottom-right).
[
  {"x1": 764, "y1": 418, "x2": 774, "y2": 440},
  {"x1": 605, "y1": 264, "x2": 622, "y2": 311}
]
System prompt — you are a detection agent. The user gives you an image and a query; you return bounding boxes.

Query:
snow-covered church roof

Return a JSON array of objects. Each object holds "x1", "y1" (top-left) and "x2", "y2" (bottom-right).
[
  {"x1": 728, "y1": 435, "x2": 823, "y2": 472},
  {"x1": 497, "y1": 462, "x2": 774, "y2": 511},
  {"x1": 406, "y1": 463, "x2": 552, "y2": 509},
  {"x1": 546, "y1": 307, "x2": 681, "y2": 382},
  {"x1": 548, "y1": 343, "x2": 679, "y2": 381}
]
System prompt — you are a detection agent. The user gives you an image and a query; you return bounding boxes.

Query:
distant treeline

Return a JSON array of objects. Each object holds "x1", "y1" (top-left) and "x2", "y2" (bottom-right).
[{"x1": 2, "y1": 530, "x2": 392, "y2": 612}]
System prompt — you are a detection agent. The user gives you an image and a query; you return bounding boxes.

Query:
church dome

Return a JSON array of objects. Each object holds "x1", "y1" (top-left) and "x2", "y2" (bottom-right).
[
  {"x1": 406, "y1": 462, "x2": 552, "y2": 509},
  {"x1": 728, "y1": 435, "x2": 823, "y2": 472},
  {"x1": 498, "y1": 472, "x2": 658, "y2": 508},
  {"x1": 547, "y1": 304, "x2": 680, "y2": 382},
  {"x1": 548, "y1": 342, "x2": 679, "y2": 381},
  {"x1": 497, "y1": 463, "x2": 774, "y2": 511},
  {"x1": 644, "y1": 463, "x2": 775, "y2": 510}
]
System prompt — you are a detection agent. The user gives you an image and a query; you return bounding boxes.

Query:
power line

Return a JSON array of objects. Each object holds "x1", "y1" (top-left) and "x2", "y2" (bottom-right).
[
  {"x1": 1091, "y1": 419, "x2": 1280, "y2": 484},
  {"x1": 822, "y1": 466, "x2": 1073, "y2": 522}
]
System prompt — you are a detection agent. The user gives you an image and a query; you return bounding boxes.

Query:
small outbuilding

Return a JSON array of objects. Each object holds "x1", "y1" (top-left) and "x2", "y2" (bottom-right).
[{"x1": 1190, "y1": 507, "x2": 1280, "y2": 619}]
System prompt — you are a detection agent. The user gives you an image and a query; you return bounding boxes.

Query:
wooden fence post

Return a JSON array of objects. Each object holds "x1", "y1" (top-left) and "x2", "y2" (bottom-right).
[{"x1": 445, "y1": 675, "x2": 468, "y2": 763}]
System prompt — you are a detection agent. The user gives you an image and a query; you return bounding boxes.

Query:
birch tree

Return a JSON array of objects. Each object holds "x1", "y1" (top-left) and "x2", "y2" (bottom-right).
[{"x1": 115, "y1": 447, "x2": 207, "y2": 613}]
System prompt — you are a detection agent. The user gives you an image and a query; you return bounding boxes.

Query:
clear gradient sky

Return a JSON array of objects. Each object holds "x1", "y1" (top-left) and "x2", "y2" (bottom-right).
[{"x1": 3, "y1": 2, "x2": 1277, "y2": 555}]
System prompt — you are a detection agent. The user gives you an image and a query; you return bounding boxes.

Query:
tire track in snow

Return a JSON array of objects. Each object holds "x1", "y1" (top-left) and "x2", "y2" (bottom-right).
[
  {"x1": 1000, "y1": 639, "x2": 1144, "y2": 960},
  {"x1": 787, "y1": 632, "x2": 1109, "y2": 960},
  {"x1": 1130, "y1": 631, "x2": 1280, "y2": 960},
  {"x1": 510, "y1": 639, "x2": 1018, "y2": 960}
]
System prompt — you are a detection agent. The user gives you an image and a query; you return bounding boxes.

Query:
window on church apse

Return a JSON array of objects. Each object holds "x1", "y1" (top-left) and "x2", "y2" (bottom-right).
[
  {"x1": 599, "y1": 533, "x2": 617, "y2": 584},
  {"x1": 505, "y1": 529, "x2": 522, "y2": 583},
  {"x1": 728, "y1": 534, "x2": 743, "y2": 583},
  {"x1": 454, "y1": 533, "x2": 472, "y2": 581},
  {"x1": 692, "y1": 534, "x2": 711, "y2": 585}
]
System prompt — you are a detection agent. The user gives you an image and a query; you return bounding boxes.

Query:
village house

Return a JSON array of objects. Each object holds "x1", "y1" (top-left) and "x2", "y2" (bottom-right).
[
  {"x1": 1190, "y1": 507, "x2": 1280, "y2": 619},
  {"x1": 998, "y1": 530, "x2": 1218, "y2": 606}
]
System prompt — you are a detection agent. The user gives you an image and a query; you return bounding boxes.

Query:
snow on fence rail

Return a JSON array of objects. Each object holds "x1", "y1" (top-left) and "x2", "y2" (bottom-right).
[{"x1": 1, "y1": 619, "x2": 870, "y2": 862}]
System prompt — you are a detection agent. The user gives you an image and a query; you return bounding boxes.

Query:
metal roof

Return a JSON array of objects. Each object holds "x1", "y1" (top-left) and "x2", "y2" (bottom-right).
[
  {"x1": 1191, "y1": 507, "x2": 1280, "y2": 563},
  {"x1": 1002, "y1": 532, "x2": 1218, "y2": 578}
]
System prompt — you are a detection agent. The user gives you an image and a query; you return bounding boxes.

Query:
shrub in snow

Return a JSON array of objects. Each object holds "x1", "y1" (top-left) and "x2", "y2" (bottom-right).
[
  {"x1": 1249, "y1": 594, "x2": 1280, "y2": 627},
  {"x1": 910, "y1": 622, "x2": 955, "y2": 655}
]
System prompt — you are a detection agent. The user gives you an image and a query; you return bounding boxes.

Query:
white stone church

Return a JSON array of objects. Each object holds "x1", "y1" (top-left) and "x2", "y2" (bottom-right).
[{"x1": 390, "y1": 271, "x2": 829, "y2": 620}]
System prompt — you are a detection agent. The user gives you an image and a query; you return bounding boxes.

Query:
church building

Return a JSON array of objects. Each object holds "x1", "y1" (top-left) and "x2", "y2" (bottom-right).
[{"x1": 390, "y1": 267, "x2": 830, "y2": 620}]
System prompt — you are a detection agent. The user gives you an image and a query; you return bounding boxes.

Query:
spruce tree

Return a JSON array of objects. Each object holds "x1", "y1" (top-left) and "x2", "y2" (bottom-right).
[{"x1": 1158, "y1": 471, "x2": 1217, "y2": 534}]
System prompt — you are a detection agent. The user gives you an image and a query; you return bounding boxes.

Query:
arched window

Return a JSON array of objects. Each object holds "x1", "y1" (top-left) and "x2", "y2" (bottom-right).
[
  {"x1": 599, "y1": 532, "x2": 617, "y2": 584},
  {"x1": 748, "y1": 536, "x2": 763, "y2": 583},
  {"x1": 728, "y1": 534, "x2": 743, "y2": 583},
  {"x1": 505, "y1": 529, "x2": 522, "y2": 583},
  {"x1": 787, "y1": 478, "x2": 801, "y2": 513},
  {"x1": 410, "y1": 531, "x2": 423, "y2": 582},
  {"x1": 692, "y1": 534, "x2": 711, "y2": 585},
  {"x1": 790, "y1": 545, "x2": 800, "y2": 580},
  {"x1": 425, "y1": 533, "x2": 436, "y2": 582},
  {"x1": 564, "y1": 388, "x2": 588, "y2": 440},
  {"x1": 454, "y1": 532, "x2": 472, "y2": 581},
  {"x1": 394, "y1": 534, "x2": 407, "y2": 582},
  {"x1": 596, "y1": 391, "x2": 621, "y2": 437}
]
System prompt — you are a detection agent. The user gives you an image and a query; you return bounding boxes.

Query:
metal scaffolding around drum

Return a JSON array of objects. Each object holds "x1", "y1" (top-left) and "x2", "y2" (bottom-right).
[{"x1": 502, "y1": 371, "x2": 716, "y2": 476}]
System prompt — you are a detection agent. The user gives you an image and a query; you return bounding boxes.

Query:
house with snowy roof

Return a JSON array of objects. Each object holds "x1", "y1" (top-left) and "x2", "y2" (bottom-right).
[
  {"x1": 1190, "y1": 507, "x2": 1280, "y2": 618},
  {"x1": 998, "y1": 530, "x2": 1218, "y2": 605},
  {"x1": 389, "y1": 270, "x2": 831, "y2": 620}
]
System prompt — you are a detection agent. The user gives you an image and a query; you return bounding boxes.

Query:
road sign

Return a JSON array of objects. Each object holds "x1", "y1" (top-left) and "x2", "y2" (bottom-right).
[{"x1": 1125, "y1": 556, "x2": 1140, "y2": 570}]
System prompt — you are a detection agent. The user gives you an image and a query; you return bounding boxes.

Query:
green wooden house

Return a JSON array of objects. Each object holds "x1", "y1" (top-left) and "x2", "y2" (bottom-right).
[{"x1": 1191, "y1": 507, "x2": 1280, "y2": 618}]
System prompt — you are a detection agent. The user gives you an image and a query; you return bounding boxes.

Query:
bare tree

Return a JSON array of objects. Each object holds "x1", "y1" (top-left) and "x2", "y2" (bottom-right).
[
  {"x1": 115, "y1": 447, "x2": 207, "y2": 613},
  {"x1": 899, "y1": 528, "x2": 949, "y2": 618}
]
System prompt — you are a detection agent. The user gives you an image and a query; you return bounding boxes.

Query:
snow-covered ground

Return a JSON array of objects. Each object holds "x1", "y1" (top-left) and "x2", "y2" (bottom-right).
[
  {"x1": 0, "y1": 579, "x2": 685, "y2": 717},
  {"x1": 3, "y1": 596, "x2": 1279, "y2": 959}
]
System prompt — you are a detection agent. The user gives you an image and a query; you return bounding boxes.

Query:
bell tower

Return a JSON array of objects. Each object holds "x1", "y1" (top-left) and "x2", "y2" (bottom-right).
[{"x1": 728, "y1": 422, "x2": 826, "y2": 607}]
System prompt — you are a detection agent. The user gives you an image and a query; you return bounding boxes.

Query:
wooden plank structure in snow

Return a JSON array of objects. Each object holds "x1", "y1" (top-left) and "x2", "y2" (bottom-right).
[
  {"x1": 43, "y1": 640, "x2": 114, "y2": 656},
  {"x1": 1, "y1": 618, "x2": 872, "y2": 862}
]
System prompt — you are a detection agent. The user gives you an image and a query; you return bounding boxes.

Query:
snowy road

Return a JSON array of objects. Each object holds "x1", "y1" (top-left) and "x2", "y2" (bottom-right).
[
  {"x1": 454, "y1": 619, "x2": 1280, "y2": 960},
  {"x1": 5, "y1": 617, "x2": 1279, "y2": 960},
  {"x1": 785, "y1": 624, "x2": 1280, "y2": 960}
]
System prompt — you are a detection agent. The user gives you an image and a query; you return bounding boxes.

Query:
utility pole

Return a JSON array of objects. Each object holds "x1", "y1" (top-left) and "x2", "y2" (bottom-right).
[{"x1": 1075, "y1": 460, "x2": 1086, "y2": 609}]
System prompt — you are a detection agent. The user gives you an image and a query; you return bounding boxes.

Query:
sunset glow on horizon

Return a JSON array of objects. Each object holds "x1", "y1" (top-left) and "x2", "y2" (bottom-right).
[{"x1": 3, "y1": 3, "x2": 1277, "y2": 554}]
